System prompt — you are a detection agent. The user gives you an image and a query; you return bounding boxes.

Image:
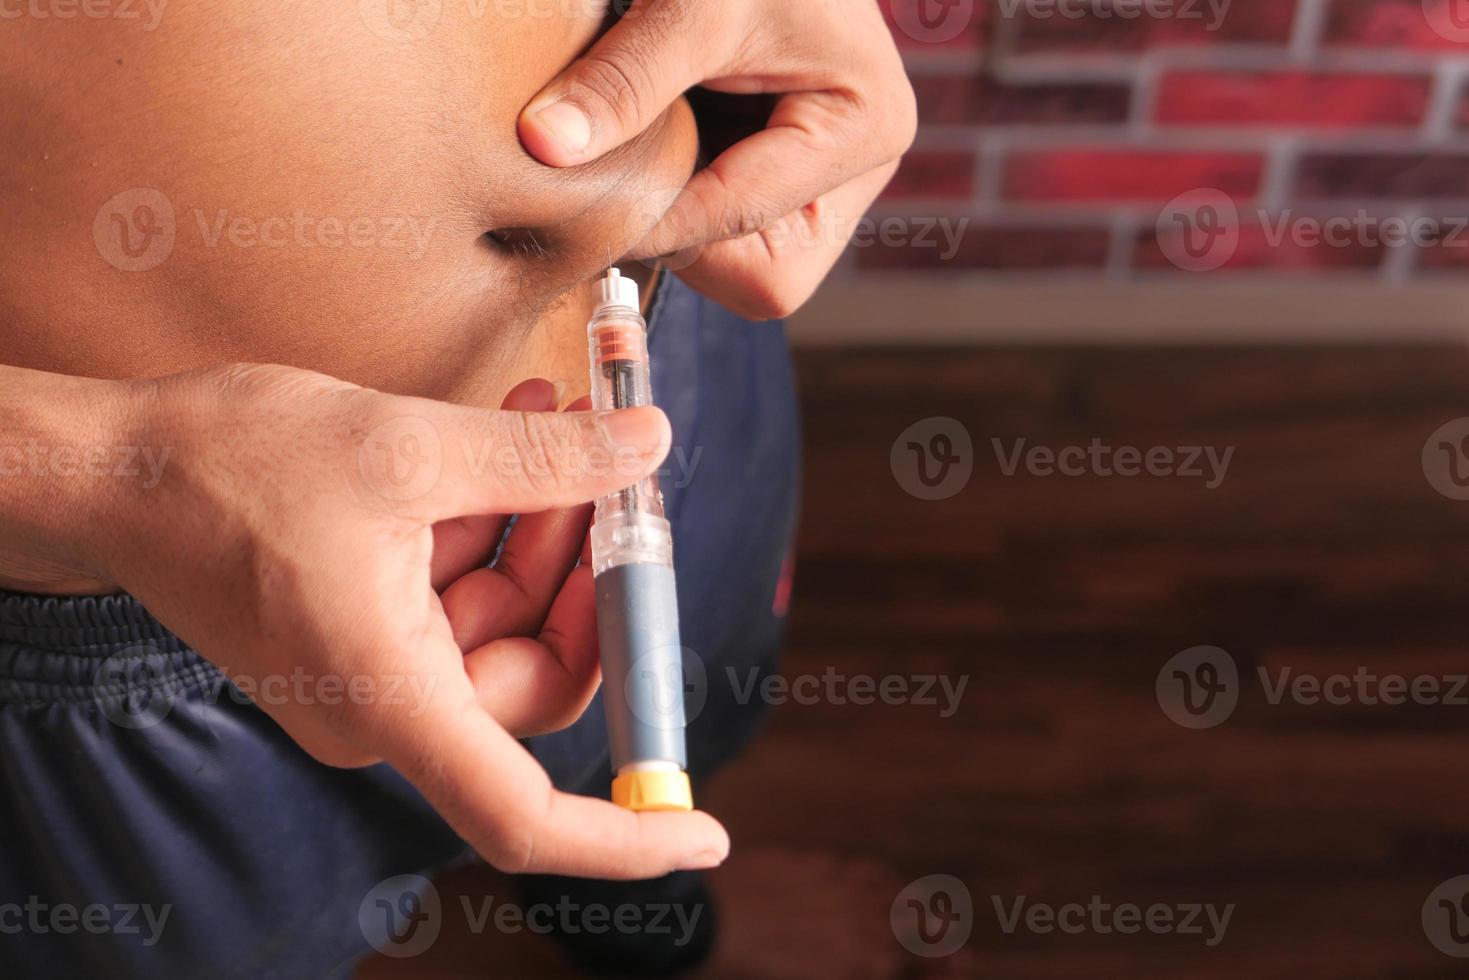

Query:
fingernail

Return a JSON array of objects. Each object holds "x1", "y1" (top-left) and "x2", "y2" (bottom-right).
[
  {"x1": 597, "y1": 406, "x2": 668, "y2": 454},
  {"x1": 534, "y1": 100, "x2": 592, "y2": 157},
  {"x1": 677, "y1": 848, "x2": 726, "y2": 871}
]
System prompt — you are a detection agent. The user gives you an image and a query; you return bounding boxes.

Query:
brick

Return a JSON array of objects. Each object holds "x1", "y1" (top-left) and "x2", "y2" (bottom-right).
[
  {"x1": 855, "y1": 222, "x2": 1112, "y2": 270},
  {"x1": 913, "y1": 74, "x2": 1132, "y2": 126},
  {"x1": 1456, "y1": 83, "x2": 1469, "y2": 128},
  {"x1": 1136, "y1": 215, "x2": 1387, "y2": 272},
  {"x1": 1296, "y1": 153, "x2": 1469, "y2": 198},
  {"x1": 882, "y1": 150, "x2": 978, "y2": 198},
  {"x1": 883, "y1": 0, "x2": 989, "y2": 50},
  {"x1": 1003, "y1": 0, "x2": 1297, "y2": 52},
  {"x1": 1418, "y1": 242, "x2": 1464, "y2": 270},
  {"x1": 1156, "y1": 71, "x2": 1431, "y2": 127},
  {"x1": 1003, "y1": 149, "x2": 1263, "y2": 202},
  {"x1": 1410, "y1": 214, "x2": 1469, "y2": 269},
  {"x1": 1326, "y1": 0, "x2": 1469, "y2": 50}
]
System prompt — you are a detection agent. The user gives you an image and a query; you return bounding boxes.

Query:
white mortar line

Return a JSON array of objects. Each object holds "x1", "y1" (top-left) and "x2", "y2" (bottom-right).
[
  {"x1": 1106, "y1": 211, "x2": 1140, "y2": 281},
  {"x1": 1381, "y1": 203, "x2": 1428, "y2": 284},
  {"x1": 1288, "y1": 0, "x2": 1330, "y2": 62},
  {"x1": 976, "y1": 133, "x2": 1008, "y2": 209},
  {"x1": 994, "y1": 48, "x2": 1454, "y2": 78},
  {"x1": 1423, "y1": 61, "x2": 1469, "y2": 142},
  {"x1": 1259, "y1": 137, "x2": 1299, "y2": 214},
  {"x1": 787, "y1": 279, "x2": 1469, "y2": 345},
  {"x1": 902, "y1": 50, "x2": 987, "y2": 76},
  {"x1": 915, "y1": 127, "x2": 1464, "y2": 149},
  {"x1": 1129, "y1": 56, "x2": 1163, "y2": 138},
  {"x1": 987, "y1": 0, "x2": 1023, "y2": 68}
]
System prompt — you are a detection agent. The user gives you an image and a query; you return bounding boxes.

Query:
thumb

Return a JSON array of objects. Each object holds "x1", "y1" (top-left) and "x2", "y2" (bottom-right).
[
  {"x1": 518, "y1": 2, "x2": 715, "y2": 167},
  {"x1": 361, "y1": 400, "x2": 672, "y2": 522}
]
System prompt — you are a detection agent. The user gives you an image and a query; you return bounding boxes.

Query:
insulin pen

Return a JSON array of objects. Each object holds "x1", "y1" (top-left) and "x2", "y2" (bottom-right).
[{"x1": 585, "y1": 267, "x2": 692, "y2": 813}]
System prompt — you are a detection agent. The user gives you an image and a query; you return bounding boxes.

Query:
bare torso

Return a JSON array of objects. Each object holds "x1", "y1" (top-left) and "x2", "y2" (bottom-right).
[{"x1": 0, "y1": 1, "x2": 697, "y2": 406}]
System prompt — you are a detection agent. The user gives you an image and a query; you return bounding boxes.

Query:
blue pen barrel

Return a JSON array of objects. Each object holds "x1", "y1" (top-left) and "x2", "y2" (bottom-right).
[{"x1": 594, "y1": 562, "x2": 687, "y2": 771}]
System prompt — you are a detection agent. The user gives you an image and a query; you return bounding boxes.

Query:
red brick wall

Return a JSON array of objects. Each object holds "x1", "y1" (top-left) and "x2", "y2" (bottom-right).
[{"x1": 857, "y1": 0, "x2": 1469, "y2": 279}]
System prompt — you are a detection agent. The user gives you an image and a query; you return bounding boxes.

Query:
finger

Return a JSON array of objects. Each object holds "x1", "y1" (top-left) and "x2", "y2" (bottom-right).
[
  {"x1": 431, "y1": 515, "x2": 506, "y2": 593},
  {"x1": 438, "y1": 389, "x2": 598, "y2": 639},
  {"x1": 440, "y1": 502, "x2": 592, "y2": 647},
  {"x1": 634, "y1": 88, "x2": 912, "y2": 260},
  {"x1": 385, "y1": 688, "x2": 729, "y2": 879},
  {"x1": 518, "y1": 0, "x2": 737, "y2": 167},
  {"x1": 431, "y1": 379, "x2": 559, "y2": 590},
  {"x1": 670, "y1": 161, "x2": 899, "y2": 321},
  {"x1": 460, "y1": 563, "x2": 600, "y2": 737},
  {"x1": 374, "y1": 402, "x2": 671, "y2": 523}
]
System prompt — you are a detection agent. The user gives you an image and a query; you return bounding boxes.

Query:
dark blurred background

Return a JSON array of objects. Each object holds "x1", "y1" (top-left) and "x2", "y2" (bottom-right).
[{"x1": 373, "y1": 1, "x2": 1469, "y2": 975}]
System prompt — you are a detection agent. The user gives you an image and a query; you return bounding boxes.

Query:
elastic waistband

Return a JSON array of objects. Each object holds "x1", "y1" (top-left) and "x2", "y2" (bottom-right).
[
  {"x1": 0, "y1": 591, "x2": 182, "y2": 650},
  {"x1": 0, "y1": 591, "x2": 214, "y2": 706}
]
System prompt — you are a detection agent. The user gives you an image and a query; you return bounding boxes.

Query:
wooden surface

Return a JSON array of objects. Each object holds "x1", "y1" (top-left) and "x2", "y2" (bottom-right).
[{"x1": 369, "y1": 345, "x2": 1469, "y2": 978}]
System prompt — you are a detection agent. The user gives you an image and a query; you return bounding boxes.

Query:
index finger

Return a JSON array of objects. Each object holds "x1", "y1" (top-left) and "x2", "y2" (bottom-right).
[
  {"x1": 383, "y1": 684, "x2": 729, "y2": 879},
  {"x1": 635, "y1": 88, "x2": 914, "y2": 260},
  {"x1": 668, "y1": 161, "x2": 901, "y2": 321}
]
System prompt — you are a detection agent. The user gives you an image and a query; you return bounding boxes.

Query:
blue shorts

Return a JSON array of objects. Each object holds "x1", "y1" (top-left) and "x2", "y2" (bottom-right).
[{"x1": 0, "y1": 274, "x2": 800, "y2": 978}]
